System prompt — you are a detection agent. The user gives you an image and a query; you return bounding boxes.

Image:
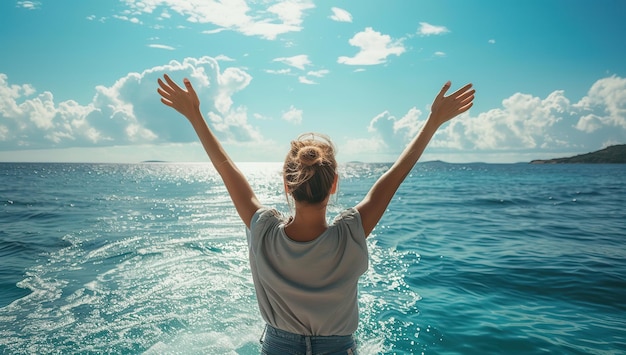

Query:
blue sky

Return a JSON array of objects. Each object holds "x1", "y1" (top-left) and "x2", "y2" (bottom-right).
[{"x1": 1, "y1": 0, "x2": 625, "y2": 163}]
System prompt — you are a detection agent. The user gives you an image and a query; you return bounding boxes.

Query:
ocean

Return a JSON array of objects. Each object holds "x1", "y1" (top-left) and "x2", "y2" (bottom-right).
[{"x1": 0, "y1": 162, "x2": 624, "y2": 354}]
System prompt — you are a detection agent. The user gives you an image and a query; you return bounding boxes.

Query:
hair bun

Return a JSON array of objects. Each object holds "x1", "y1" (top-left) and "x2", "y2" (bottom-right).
[{"x1": 297, "y1": 146, "x2": 323, "y2": 166}]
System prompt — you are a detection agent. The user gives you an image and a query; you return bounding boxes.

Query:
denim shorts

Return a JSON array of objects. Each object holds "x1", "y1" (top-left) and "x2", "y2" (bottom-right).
[{"x1": 260, "y1": 324, "x2": 358, "y2": 355}]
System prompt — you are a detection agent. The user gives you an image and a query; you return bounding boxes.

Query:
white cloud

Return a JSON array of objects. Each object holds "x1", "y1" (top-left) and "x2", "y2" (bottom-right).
[
  {"x1": 297, "y1": 69, "x2": 328, "y2": 84},
  {"x1": 298, "y1": 76, "x2": 317, "y2": 85},
  {"x1": 118, "y1": 0, "x2": 315, "y2": 40},
  {"x1": 21, "y1": 92, "x2": 56, "y2": 130},
  {"x1": 282, "y1": 106, "x2": 303, "y2": 124},
  {"x1": 148, "y1": 44, "x2": 175, "y2": 50},
  {"x1": 329, "y1": 7, "x2": 352, "y2": 22},
  {"x1": 215, "y1": 54, "x2": 235, "y2": 62},
  {"x1": 273, "y1": 54, "x2": 311, "y2": 70},
  {"x1": 265, "y1": 69, "x2": 292, "y2": 75},
  {"x1": 253, "y1": 113, "x2": 271, "y2": 120},
  {"x1": 307, "y1": 69, "x2": 329, "y2": 78},
  {"x1": 2, "y1": 68, "x2": 625, "y2": 162},
  {"x1": 574, "y1": 75, "x2": 626, "y2": 131},
  {"x1": 86, "y1": 15, "x2": 107, "y2": 23},
  {"x1": 488, "y1": 39, "x2": 496, "y2": 44},
  {"x1": 575, "y1": 114, "x2": 603, "y2": 133},
  {"x1": 201, "y1": 28, "x2": 227, "y2": 35},
  {"x1": 159, "y1": 9, "x2": 171, "y2": 19},
  {"x1": 17, "y1": 1, "x2": 41, "y2": 10},
  {"x1": 338, "y1": 27, "x2": 405, "y2": 66},
  {"x1": 434, "y1": 90, "x2": 577, "y2": 151},
  {"x1": 366, "y1": 108, "x2": 425, "y2": 151},
  {"x1": 114, "y1": 14, "x2": 143, "y2": 25},
  {"x1": 215, "y1": 66, "x2": 253, "y2": 113},
  {"x1": 365, "y1": 77, "x2": 626, "y2": 155},
  {"x1": 434, "y1": 51, "x2": 446, "y2": 57},
  {"x1": 266, "y1": 65, "x2": 326, "y2": 84},
  {"x1": 0, "y1": 74, "x2": 34, "y2": 118},
  {"x1": 417, "y1": 22, "x2": 449, "y2": 36},
  {"x1": 0, "y1": 56, "x2": 262, "y2": 149}
]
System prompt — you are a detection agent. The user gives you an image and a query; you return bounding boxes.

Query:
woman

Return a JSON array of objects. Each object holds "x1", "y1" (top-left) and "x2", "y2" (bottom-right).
[{"x1": 157, "y1": 74, "x2": 474, "y2": 354}]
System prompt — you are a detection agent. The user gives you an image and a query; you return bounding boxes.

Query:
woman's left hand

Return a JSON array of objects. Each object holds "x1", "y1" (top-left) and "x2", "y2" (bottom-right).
[{"x1": 157, "y1": 74, "x2": 201, "y2": 121}]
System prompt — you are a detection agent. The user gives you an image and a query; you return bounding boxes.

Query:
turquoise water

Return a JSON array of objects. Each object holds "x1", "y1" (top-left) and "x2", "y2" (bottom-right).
[{"x1": 1, "y1": 162, "x2": 625, "y2": 354}]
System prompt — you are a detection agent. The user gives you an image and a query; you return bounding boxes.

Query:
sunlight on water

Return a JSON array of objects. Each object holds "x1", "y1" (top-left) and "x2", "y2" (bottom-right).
[
  {"x1": 0, "y1": 163, "x2": 427, "y2": 354},
  {"x1": 1, "y1": 162, "x2": 625, "y2": 354}
]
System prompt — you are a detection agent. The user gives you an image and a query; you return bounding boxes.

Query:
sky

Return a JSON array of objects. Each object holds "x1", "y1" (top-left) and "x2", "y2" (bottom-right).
[{"x1": 1, "y1": 0, "x2": 625, "y2": 163}]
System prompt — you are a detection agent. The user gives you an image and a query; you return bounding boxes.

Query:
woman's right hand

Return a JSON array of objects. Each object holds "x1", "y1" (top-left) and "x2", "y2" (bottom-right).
[{"x1": 157, "y1": 74, "x2": 201, "y2": 121}]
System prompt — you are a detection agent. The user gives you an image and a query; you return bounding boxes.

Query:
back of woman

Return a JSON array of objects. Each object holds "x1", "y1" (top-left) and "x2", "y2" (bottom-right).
[{"x1": 157, "y1": 74, "x2": 475, "y2": 354}]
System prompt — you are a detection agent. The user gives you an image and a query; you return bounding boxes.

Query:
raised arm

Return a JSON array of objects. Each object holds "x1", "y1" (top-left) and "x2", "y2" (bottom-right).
[
  {"x1": 157, "y1": 74, "x2": 261, "y2": 228},
  {"x1": 356, "y1": 81, "x2": 475, "y2": 236}
]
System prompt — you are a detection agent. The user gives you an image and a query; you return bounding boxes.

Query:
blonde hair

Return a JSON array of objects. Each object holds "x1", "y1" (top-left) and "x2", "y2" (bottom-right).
[{"x1": 283, "y1": 133, "x2": 337, "y2": 204}]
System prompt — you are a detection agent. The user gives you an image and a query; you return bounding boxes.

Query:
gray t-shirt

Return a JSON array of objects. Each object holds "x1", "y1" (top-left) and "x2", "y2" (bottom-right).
[{"x1": 246, "y1": 207, "x2": 369, "y2": 336}]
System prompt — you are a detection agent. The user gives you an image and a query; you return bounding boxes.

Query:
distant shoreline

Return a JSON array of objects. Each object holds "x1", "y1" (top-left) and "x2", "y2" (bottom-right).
[
  {"x1": 1, "y1": 145, "x2": 625, "y2": 164},
  {"x1": 530, "y1": 144, "x2": 626, "y2": 164}
]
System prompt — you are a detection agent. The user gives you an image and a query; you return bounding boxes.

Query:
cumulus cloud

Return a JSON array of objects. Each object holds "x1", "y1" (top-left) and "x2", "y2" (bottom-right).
[
  {"x1": 0, "y1": 73, "x2": 103, "y2": 148},
  {"x1": 366, "y1": 76, "x2": 626, "y2": 154},
  {"x1": 366, "y1": 108, "x2": 425, "y2": 152},
  {"x1": 338, "y1": 27, "x2": 405, "y2": 65},
  {"x1": 215, "y1": 66, "x2": 253, "y2": 113},
  {"x1": 574, "y1": 75, "x2": 626, "y2": 131},
  {"x1": 329, "y1": 7, "x2": 352, "y2": 22},
  {"x1": 118, "y1": 0, "x2": 315, "y2": 40},
  {"x1": 273, "y1": 55, "x2": 311, "y2": 70},
  {"x1": 3, "y1": 69, "x2": 625, "y2": 160},
  {"x1": 0, "y1": 57, "x2": 262, "y2": 149},
  {"x1": 417, "y1": 22, "x2": 449, "y2": 36}
]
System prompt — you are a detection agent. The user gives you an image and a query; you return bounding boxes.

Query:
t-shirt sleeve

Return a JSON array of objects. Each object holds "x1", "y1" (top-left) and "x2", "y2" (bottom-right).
[
  {"x1": 249, "y1": 207, "x2": 267, "y2": 229},
  {"x1": 334, "y1": 207, "x2": 368, "y2": 252},
  {"x1": 247, "y1": 207, "x2": 281, "y2": 247}
]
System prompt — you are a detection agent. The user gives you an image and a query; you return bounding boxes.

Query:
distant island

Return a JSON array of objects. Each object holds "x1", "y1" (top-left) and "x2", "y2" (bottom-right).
[{"x1": 530, "y1": 144, "x2": 626, "y2": 164}]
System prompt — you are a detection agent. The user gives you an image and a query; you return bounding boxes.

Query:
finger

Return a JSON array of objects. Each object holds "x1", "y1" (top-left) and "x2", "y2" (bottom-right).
[
  {"x1": 456, "y1": 89, "x2": 475, "y2": 102},
  {"x1": 163, "y1": 74, "x2": 183, "y2": 92},
  {"x1": 460, "y1": 93, "x2": 475, "y2": 106},
  {"x1": 183, "y1": 78, "x2": 196, "y2": 95},
  {"x1": 456, "y1": 101, "x2": 474, "y2": 115},
  {"x1": 451, "y1": 83, "x2": 473, "y2": 98},
  {"x1": 458, "y1": 96, "x2": 474, "y2": 110},
  {"x1": 157, "y1": 78, "x2": 175, "y2": 94},
  {"x1": 157, "y1": 87, "x2": 171, "y2": 99},
  {"x1": 160, "y1": 97, "x2": 173, "y2": 107},
  {"x1": 437, "y1": 81, "x2": 452, "y2": 99}
]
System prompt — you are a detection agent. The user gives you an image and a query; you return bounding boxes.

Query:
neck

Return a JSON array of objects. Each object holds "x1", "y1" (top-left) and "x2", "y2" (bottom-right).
[{"x1": 284, "y1": 200, "x2": 329, "y2": 242}]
